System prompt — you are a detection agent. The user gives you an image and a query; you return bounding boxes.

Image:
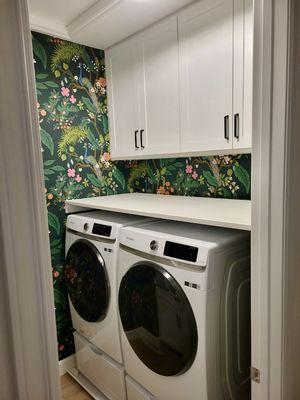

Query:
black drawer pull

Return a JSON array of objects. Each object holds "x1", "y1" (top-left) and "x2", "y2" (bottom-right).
[
  {"x1": 224, "y1": 115, "x2": 229, "y2": 141},
  {"x1": 234, "y1": 113, "x2": 240, "y2": 139},
  {"x1": 134, "y1": 130, "x2": 139, "y2": 149},
  {"x1": 140, "y1": 129, "x2": 145, "y2": 149}
]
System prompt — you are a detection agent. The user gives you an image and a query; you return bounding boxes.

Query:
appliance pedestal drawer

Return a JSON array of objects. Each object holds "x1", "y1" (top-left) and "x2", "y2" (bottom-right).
[
  {"x1": 74, "y1": 332, "x2": 126, "y2": 400},
  {"x1": 126, "y1": 375, "x2": 157, "y2": 400}
]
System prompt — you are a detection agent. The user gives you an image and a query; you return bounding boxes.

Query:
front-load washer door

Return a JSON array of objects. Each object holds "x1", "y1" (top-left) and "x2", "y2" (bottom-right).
[
  {"x1": 118, "y1": 262, "x2": 198, "y2": 376},
  {"x1": 66, "y1": 239, "x2": 110, "y2": 323}
]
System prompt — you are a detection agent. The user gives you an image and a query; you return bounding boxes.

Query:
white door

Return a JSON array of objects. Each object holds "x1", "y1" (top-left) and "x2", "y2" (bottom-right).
[
  {"x1": 179, "y1": 0, "x2": 234, "y2": 153},
  {"x1": 106, "y1": 38, "x2": 140, "y2": 159},
  {"x1": 233, "y1": 0, "x2": 253, "y2": 150},
  {"x1": 137, "y1": 16, "x2": 181, "y2": 157}
]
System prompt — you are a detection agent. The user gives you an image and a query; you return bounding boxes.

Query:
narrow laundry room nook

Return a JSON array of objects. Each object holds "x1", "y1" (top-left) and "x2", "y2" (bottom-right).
[
  {"x1": 30, "y1": 1, "x2": 253, "y2": 399},
  {"x1": 2, "y1": 0, "x2": 298, "y2": 400}
]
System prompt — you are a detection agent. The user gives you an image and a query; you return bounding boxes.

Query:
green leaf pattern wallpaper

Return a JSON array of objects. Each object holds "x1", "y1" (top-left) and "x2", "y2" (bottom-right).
[{"x1": 32, "y1": 32, "x2": 251, "y2": 360}]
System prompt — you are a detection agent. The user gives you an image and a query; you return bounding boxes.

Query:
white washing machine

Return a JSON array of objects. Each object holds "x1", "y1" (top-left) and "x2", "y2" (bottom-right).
[
  {"x1": 65, "y1": 211, "x2": 151, "y2": 400},
  {"x1": 117, "y1": 220, "x2": 251, "y2": 400}
]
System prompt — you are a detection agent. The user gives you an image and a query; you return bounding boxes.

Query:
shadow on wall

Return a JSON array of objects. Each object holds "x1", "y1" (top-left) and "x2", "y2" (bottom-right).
[{"x1": 32, "y1": 31, "x2": 251, "y2": 360}]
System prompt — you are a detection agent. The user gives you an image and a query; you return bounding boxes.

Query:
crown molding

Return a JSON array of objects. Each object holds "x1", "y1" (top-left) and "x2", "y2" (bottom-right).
[
  {"x1": 30, "y1": 15, "x2": 70, "y2": 40},
  {"x1": 67, "y1": 0, "x2": 121, "y2": 36}
]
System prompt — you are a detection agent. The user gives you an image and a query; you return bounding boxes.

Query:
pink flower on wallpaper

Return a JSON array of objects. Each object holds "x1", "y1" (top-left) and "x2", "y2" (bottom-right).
[
  {"x1": 102, "y1": 152, "x2": 111, "y2": 161},
  {"x1": 192, "y1": 171, "x2": 198, "y2": 180},
  {"x1": 40, "y1": 109, "x2": 47, "y2": 116},
  {"x1": 67, "y1": 168, "x2": 75, "y2": 178},
  {"x1": 185, "y1": 164, "x2": 193, "y2": 174},
  {"x1": 75, "y1": 174, "x2": 82, "y2": 182},
  {"x1": 61, "y1": 86, "x2": 70, "y2": 97},
  {"x1": 69, "y1": 95, "x2": 76, "y2": 104},
  {"x1": 96, "y1": 77, "x2": 106, "y2": 87}
]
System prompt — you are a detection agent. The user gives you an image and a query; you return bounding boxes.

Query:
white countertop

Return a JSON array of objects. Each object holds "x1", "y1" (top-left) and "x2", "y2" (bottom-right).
[{"x1": 65, "y1": 193, "x2": 251, "y2": 231}]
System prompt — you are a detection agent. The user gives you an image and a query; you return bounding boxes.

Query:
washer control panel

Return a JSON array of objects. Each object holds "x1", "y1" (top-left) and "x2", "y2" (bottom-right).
[{"x1": 92, "y1": 223, "x2": 112, "y2": 237}]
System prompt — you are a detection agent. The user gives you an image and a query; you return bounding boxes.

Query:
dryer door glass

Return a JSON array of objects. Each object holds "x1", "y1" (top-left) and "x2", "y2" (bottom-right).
[
  {"x1": 66, "y1": 239, "x2": 109, "y2": 322},
  {"x1": 118, "y1": 263, "x2": 198, "y2": 376}
]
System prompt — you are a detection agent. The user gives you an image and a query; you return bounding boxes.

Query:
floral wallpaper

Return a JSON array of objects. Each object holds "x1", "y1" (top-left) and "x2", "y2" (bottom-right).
[{"x1": 32, "y1": 31, "x2": 251, "y2": 361}]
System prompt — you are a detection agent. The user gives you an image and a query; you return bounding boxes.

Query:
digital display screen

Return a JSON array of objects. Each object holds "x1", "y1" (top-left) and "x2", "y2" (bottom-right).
[
  {"x1": 92, "y1": 223, "x2": 112, "y2": 237},
  {"x1": 164, "y1": 241, "x2": 198, "y2": 263}
]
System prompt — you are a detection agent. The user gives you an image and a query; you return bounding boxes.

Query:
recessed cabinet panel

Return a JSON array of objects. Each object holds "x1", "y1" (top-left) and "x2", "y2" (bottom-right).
[
  {"x1": 179, "y1": 0, "x2": 234, "y2": 153},
  {"x1": 138, "y1": 16, "x2": 181, "y2": 156},
  {"x1": 106, "y1": 39, "x2": 140, "y2": 159},
  {"x1": 233, "y1": 0, "x2": 253, "y2": 149}
]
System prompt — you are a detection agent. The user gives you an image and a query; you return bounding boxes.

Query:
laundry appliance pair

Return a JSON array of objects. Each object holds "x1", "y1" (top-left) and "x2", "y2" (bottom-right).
[{"x1": 65, "y1": 211, "x2": 251, "y2": 400}]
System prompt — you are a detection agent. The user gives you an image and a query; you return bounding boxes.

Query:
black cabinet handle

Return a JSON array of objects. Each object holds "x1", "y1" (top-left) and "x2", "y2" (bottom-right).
[
  {"x1": 224, "y1": 115, "x2": 229, "y2": 141},
  {"x1": 140, "y1": 129, "x2": 145, "y2": 149},
  {"x1": 234, "y1": 113, "x2": 240, "y2": 139},
  {"x1": 134, "y1": 130, "x2": 139, "y2": 149}
]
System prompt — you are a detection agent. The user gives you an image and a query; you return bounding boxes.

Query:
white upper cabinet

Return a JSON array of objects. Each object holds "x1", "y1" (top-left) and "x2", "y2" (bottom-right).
[
  {"x1": 137, "y1": 16, "x2": 181, "y2": 156},
  {"x1": 107, "y1": 16, "x2": 180, "y2": 160},
  {"x1": 106, "y1": 38, "x2": 140, "y2": 159},
  {"x1": 179, "y1": 0, "x2": 234, "y2": 153},
  {"x1": 106, "y1": 0, "x2": 253, "y2": 160}
]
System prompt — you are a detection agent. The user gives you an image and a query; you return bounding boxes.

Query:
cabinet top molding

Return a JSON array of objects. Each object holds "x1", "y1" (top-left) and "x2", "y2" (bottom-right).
[
  {"x1": 29, "y1": 0, "x2": 195, "y2": 49},
  {"x1": 65, "y1": 193, "x2": 251, "y2": 231}
]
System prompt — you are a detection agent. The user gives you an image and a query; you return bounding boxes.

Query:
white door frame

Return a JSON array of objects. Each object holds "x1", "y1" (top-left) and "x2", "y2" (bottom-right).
[
  {"x1": 252, "y1": 0, "x2": 294, "y2": 399},
  {"x1": 282, "y1": 0, "x2": 300, "y2": 397},
  {"x1": 0, "y1": 0, "x2": 296, "y2": 399},
  {"x1": 0, "y1": 0, "x2": 60, "y2": 399}
]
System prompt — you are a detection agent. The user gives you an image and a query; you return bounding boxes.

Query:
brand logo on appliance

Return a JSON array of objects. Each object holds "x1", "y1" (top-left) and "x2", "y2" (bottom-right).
[
  {"x1": 125, "y1": 236, "x2": 134, "y2": 241},
  {"x1": 184, "y1": 281, "x2": 201, "y2": 290}
]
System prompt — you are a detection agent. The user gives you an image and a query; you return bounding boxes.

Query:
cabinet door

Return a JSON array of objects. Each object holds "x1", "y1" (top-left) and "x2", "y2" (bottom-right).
[
  {"x1": 233, "y1": 0, "x2": 253, "y2": 149},
  {"x1": 179, "y1": 0, "x2": 234, "y2": 153},
  {"x1": 106, "y1": 38, "x2": 140, "y2": 160},
  {"x1": 137, "y1": 16, "x2": 181, "y2": 157}
]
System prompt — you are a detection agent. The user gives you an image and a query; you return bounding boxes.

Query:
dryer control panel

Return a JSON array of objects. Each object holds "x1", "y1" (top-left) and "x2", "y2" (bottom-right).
[
  {"x1": 120, "y1": 227, "x2": 210, "y2": 267},
  {"x1": 164, "y1": 241, "x2": 198, "y2": 263}
]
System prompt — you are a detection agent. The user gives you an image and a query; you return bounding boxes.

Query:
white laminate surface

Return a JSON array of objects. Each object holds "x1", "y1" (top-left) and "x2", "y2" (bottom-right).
[{"x1": 65, "y1": 193, "x2": 251, "y2": 231}]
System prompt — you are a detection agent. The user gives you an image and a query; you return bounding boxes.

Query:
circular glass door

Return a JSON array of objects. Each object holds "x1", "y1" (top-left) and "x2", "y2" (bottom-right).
[
  {"x1": 65, "y1": 239, "x2": 109, "y2": 323},
  {"x1": 118, "y1": 262, "x2": 198, "y2": 376}
]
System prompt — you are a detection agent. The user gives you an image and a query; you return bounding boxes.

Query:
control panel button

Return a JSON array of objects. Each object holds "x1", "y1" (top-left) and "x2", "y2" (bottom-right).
[
  {"x1": 150, "y1": 240, "x2": 159, "y2": 251},
  {"x1": 83, "y1": 223, "x2": 89, "y2": 231}
]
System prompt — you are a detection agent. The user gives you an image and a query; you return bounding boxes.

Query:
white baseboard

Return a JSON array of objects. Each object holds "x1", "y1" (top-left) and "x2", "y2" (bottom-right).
[{"x1": 59, "y1": 354, "x2": 76, "y2": 376}]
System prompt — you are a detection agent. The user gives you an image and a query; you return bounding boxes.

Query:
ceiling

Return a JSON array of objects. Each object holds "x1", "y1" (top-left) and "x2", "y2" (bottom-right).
[{"x1": 28, "y1": 0, "x2": 196, "y2": 49}]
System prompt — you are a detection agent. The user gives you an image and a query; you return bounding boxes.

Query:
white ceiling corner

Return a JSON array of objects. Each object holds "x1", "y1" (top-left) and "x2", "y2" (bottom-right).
[{"x1": 28, "y1": 0, "x2": 196, "y2": 49}]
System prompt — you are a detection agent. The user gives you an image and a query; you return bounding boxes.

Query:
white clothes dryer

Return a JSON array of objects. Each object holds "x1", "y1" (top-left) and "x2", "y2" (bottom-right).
[
  {"x1": 117, "y1": 220, "x2": 251, "y2": 400},
  {"x1": 65, "y1": 211, "x2": 151, "y2": 400}
]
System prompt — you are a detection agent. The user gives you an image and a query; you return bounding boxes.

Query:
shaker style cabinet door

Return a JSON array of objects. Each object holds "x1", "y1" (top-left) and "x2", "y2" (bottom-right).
[
  {"x1": 106, "y1": 38, "x2": 140, "y2": 159},
  {"x1": 233, "y1": 0, "x2": 253, "y2": 150},
  {"x1": 137, "y1": 16, "x2": 181, "y2": 157},
  {"x1": 178, "y1": 0, "x2": 234, "y2": 153}
]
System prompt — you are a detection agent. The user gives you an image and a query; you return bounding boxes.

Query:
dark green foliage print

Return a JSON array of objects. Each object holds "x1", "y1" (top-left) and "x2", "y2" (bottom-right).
[{"x1": 33, "y1": 31, "x2": 251, "y2": 361}]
